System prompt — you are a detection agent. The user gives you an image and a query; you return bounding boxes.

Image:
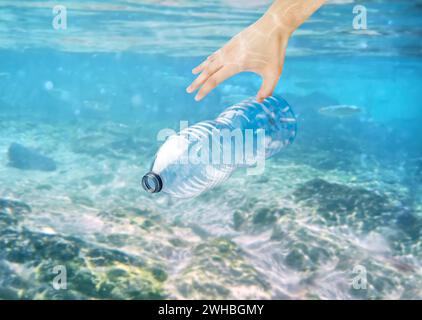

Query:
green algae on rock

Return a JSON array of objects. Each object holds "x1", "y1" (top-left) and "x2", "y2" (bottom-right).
[
  {"x1": 0, "y1": 199, "x2": 31, "y2": 228},
  {"x1": 232, "y1": 203, "x2": 294, "y2": 231},
  {"x1": 293, "y1": 178, "x2": 422, "y2": 255},
  {"x1": 173, "y1": 238, "x2": 270, "y2": 299},
  {"x1": 293, "y1": 178, "x2": 394, "y2": 232},
  {"x1": 0, "y1": 226, "x2": 167, "y2": 299}
]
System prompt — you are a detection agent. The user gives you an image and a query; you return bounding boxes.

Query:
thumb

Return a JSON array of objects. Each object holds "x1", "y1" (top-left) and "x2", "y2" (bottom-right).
[{"x1": 256, "y1": 73, "x2": 278, "y2": 102}]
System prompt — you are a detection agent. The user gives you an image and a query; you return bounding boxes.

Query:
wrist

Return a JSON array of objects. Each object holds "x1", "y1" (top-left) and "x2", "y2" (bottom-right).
[
  {"x1": 263, "y1": 0, "x2": 326, "y2": 36},
  {"x1": 259, "y1": 11, "x2": 296, "y2": 38}
]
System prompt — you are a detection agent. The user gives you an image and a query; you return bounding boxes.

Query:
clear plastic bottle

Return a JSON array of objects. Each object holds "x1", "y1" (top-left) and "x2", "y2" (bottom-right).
[{"x1": 142, "y1": 96, "x2": 297, "y2": 198}]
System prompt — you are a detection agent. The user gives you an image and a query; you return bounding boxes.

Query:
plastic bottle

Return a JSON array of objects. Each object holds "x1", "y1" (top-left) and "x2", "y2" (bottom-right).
[{"x1": 142, "y1": 96, "x2": 297, "y2": 198}]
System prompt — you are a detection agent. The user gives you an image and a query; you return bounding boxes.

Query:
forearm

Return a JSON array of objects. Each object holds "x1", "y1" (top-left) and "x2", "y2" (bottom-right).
[
  {"x1": 263, "y1": 0, "x2": 326, "y2": 34},
  {"x1": 187, "y1": 0, "x2": 326, "y2": 102}
]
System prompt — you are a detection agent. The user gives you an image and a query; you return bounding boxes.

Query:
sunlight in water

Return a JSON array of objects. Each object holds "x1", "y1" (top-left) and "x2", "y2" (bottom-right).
[{"x1": 0, "y1": 0, "x2": 421, "y2": 300}]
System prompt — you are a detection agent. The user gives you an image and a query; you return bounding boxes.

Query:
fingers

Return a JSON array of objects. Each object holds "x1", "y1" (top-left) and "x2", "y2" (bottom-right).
[
  {"x1": 187, "y1": 60, "x2": 223, "y2": 94},
  {"x1": 189, "y1": 65, "x2": 281, "y2": 103},
  {"x1": 192, "y1": 59, "x2": 208, "y2": 75},
  {"x1": 194, "y1": 66, "x2": 237, "y2": 101},
  {"x1": 256, "y1": 50, "x2": 285, "y2": 102},
  {"x1": 192, "y1": 52, "x2": 219, "y2": 75},
  {"x1": 256, "y1": 72, "x2": 279, "y2": 103}
]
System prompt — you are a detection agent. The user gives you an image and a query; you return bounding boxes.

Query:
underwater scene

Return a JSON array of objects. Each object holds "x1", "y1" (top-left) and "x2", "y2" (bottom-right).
[{"x1": 0, "y1": 0, "x2": 421, "y2": 300}]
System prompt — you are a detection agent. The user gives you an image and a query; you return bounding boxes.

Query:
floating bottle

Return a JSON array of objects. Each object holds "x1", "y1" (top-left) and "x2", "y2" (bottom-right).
[{"x1": 142, "y1": 96, "x2": 297, "y2": 198}]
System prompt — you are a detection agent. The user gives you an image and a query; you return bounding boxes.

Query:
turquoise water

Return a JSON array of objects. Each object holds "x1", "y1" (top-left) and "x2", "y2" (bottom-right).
[{"x1": 0, "y1": 0, "x2": 421, "y2": 299}]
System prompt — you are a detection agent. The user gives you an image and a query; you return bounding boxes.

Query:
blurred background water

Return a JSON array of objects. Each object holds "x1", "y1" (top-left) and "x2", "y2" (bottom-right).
[{"x1": 0, "y1": 0, "x2": 421, "y2": 299}]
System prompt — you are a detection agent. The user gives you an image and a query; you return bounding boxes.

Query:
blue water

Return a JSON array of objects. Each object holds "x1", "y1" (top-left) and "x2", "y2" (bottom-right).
[{"x1": 0, "y1": 0, "x2": 421, "y2": 299}]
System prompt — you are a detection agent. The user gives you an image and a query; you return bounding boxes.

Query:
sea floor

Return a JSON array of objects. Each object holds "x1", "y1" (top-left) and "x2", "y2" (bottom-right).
[{"x1": 0, "y1": 109, "x2": 421, "y2": 300}]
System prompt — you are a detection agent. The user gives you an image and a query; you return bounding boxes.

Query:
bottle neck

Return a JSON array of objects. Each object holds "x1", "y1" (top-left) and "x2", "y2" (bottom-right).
[{"x1": 141, "y1": 172, "x2": 163, "y2": 193}]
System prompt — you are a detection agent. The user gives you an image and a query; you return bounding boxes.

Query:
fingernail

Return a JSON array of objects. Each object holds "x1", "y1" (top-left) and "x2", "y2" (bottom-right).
[
  {"x1": 186, "y1": 86, "x2": 192, "y2": 93},
  {"x1": 194, "y1": 95, "x2": 201, "y2": 101}
]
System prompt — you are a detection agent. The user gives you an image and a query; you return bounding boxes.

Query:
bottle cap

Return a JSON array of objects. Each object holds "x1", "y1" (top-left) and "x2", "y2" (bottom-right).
[{"x1": 141, "y1": 172, "x2": 163, "y2": 193}]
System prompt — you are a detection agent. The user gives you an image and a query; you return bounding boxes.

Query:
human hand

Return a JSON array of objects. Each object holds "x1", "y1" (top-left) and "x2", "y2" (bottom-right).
[
  {"x1": 186, "y1": 14, "x2": 291, "y2": 103},
  {"x1": 186, "y1": 0, "x2": 326, "y2": 103}
]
